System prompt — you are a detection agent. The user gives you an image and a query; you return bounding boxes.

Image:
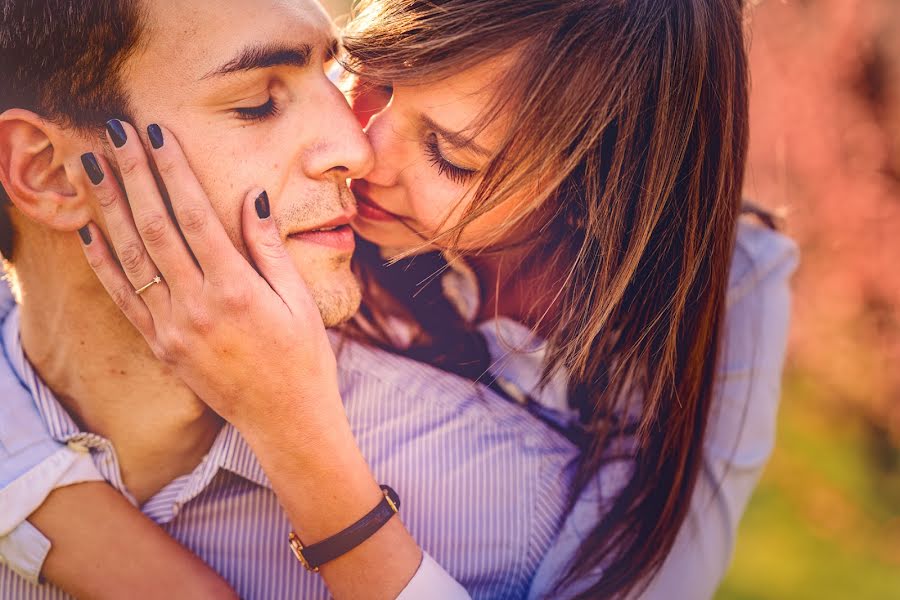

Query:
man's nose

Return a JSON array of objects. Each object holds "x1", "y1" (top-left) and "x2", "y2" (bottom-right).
[{"x1": 303, "y1": 81, "x2": 375, "y2": 180}]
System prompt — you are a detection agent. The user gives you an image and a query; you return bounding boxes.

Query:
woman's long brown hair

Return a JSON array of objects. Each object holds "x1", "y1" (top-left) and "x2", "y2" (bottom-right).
[{"x1": 341, "y1": 1, "x2": 750, "y2": 597}]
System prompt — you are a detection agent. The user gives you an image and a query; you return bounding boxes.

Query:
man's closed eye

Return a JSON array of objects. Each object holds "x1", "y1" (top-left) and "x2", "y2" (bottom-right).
[{"x1": 234, "y1": 97, "x2": 280, "y2": 121}]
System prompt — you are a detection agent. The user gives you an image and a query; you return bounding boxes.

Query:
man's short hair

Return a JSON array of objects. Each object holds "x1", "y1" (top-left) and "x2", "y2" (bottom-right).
[{"x1": 0, "y1": 0, "x2": 143, "y2": 260}]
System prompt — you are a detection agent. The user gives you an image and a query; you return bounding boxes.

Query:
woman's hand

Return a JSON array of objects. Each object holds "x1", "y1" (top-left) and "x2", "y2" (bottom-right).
[
  {"x1": 77, "y1": 120, "x2": 339, "y2": 441},
  {"x1": 75, "y1": 120, "x2": 423, "y2": 599}
]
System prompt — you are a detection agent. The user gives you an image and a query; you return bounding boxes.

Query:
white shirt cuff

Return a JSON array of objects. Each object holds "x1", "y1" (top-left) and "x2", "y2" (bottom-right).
[
  {"x1": 0, "y1": 521, "x2": 52, "y2": 584},
  {"x1": 396, "y1": 551, "x2": 471, "y2": 599},
  {"x1": 0, "y1": 444, "x2": 103, "y2": 535},
  {"x1": 0, "y1": 445, "x2": 103, "y2": 582}
]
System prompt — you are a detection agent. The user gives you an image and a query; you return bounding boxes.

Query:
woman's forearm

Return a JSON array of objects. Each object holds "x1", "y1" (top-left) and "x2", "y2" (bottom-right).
[
  {"x1": 30, "y1": 482, "x2": 237, "y2": 599},
  {"x1": 242, "y1": 396, "x2": 423, "y2": 600}
]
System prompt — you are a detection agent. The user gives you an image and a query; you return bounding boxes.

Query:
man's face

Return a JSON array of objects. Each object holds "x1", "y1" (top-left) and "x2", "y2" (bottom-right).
[{"x1": 112, "y1": 0, "x2": 373, "y2": 326}]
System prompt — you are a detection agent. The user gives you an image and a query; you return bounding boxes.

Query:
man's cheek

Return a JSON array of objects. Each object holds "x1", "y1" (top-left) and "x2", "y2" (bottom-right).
[{"x1": 201, "y1": 188, "x2": 252, "y2": 258}]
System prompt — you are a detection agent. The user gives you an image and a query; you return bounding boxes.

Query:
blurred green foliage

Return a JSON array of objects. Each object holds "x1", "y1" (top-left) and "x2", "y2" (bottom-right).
[{"x1": 716, "y1": 371, "x2": 900, "y2": 600}]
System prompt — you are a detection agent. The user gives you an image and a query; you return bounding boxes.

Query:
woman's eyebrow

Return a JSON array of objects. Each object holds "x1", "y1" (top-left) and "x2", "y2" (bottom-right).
[
  {"x1": 200, "y1": 42, "x2": 319, "y2": 80},
  {"x1": 421, "y1": 114, "x2": 491, "y2": 157}
]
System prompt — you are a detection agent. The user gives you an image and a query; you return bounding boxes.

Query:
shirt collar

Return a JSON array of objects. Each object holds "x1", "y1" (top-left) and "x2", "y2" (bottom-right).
[
  {"x1": 366, "y1": 249, "x2": 572, "y2": 414},
  {"x1": 439, "y1": 255, "x2": 574, "y2": 413},
  {"x1": 205, "y1": 423, "x2": 270, "y2": 489},
  {"x1": 3, "y1": 306, "x2": 84, "y2": 444},
  {"x1": 1, "y1": 306, "x2": 272, "y2": 498}
]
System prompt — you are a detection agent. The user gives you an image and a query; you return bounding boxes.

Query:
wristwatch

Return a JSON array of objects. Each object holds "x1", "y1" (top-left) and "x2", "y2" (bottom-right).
[{"x1": 288, "y1": 485, "x2": 401, "y2": 572}]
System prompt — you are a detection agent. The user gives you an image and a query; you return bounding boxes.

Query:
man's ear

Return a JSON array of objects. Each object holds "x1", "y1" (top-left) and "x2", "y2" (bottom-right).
[{"x1": 0, "y1": 108, "x2": 93, "y2": 232}]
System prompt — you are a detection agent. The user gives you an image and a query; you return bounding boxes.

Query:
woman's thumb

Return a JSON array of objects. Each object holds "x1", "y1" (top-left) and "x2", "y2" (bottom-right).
[{"x1": 242, "y1": 188, "x2": 315, "y2": 312}]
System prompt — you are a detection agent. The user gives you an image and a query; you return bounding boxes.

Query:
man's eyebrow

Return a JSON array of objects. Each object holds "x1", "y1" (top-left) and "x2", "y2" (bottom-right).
[
  {"x1": 421, "y1": 114, "x2": 492, "y2": 157},
  {"x1": 201, "y1": 43, "x2": 319, "y2": 80}
]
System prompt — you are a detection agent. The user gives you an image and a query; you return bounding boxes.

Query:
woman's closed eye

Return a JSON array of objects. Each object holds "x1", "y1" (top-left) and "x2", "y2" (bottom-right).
[
  {"x1": 424, "y1": 132, "x2": 476, "y2": 185},
  {"x1": 233, "y1": 97, "x2": 280, "y2": 122}
]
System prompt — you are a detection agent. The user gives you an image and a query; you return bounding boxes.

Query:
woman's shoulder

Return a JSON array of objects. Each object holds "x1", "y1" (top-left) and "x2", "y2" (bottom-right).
[
  {"x1": 727, "y1": 218, "x2": 799, "y2": 307},
  {"x1": 707, "y1": 218, "x2": 798, "y2": 469}
]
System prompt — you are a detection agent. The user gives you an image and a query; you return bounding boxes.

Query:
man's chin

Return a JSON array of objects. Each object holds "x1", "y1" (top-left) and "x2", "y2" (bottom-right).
[
  {"x1": 285, "y1": 242, "x2": 361, "y2": 328},
  {"x1": 309, "y1": 270, "x2": 362, "y2": 328}
]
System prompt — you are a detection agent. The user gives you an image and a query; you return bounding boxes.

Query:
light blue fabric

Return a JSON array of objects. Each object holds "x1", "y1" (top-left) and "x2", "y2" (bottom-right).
[
  {"x1": 0, "y1": 281, "x2": 67, "y2": 583},
  {"x1": 0, "y1": 221, "x2": 797, "y2": 599},
  {"x1": 0, "y1": 295, "x2": 576, "y2": 599},
  {"x1": 0, "y1": 280, "x2": 12, "y2": 318},
  {"x1": 0, "y1": 281, "x2": 63, "y2": 490}
]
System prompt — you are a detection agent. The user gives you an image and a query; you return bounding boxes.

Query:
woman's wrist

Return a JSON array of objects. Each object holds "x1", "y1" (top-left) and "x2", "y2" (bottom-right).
[
  {"x1": 261, "y1": 435, "x2": 422, "y2": 598},
  {"x1": 240, "y1": 390, "x2": 384, "y2": 538},
  {"x1": 238, "y1": 389, "x2": 423, "y2": 599}
]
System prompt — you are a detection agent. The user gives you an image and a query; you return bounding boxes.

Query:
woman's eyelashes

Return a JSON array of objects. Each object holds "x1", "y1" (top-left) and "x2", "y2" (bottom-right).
[
  {"x1": 424, "y1": 132, "x2": 476, "y2": 184},
  {"x1": 234, "y1": 97, "x2": 279, "y2": 122}
]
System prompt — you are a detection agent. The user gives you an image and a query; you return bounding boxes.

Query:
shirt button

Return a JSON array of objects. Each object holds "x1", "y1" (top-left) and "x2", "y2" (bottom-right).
[{"x1": 67, "y1": 440, "x2": 90, "y2": 454}]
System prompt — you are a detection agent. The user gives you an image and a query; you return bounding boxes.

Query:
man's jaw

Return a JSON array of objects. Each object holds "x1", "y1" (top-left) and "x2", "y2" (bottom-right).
[{"x1": 307, "y1": 267, "x2": 363, "y2": 329}]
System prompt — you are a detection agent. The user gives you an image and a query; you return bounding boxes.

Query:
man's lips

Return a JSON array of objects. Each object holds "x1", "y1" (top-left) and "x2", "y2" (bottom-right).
[{"x1": 287, "y1": 213, "x2": 356, "y2": 251}]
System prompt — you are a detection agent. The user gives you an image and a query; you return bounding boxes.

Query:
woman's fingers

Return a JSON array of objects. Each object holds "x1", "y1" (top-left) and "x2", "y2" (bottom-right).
[
  {"x1": 77, "y1": 223, "x2": 156, "y2": 339},
  {"x1": 141, "y1": 123, "x2": 243, "y2": 284},
  {"x1": 103, "y1": 119, "x2": 199, "y2": 295},
  {"x1": 241, "y1": 189, "x2": 317, "y2": 314},
  {"x1": 81, "y1": 151, "x2": 174, "y2": 313}
]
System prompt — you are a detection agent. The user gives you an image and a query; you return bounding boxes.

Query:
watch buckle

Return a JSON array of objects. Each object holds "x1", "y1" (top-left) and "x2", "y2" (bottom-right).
[
  {"x1": 288, "y1": 532, "x2": 320, "y2": 573},
  {"x1": 383, "y1": 488, "x2": 399, "y2": 514}
]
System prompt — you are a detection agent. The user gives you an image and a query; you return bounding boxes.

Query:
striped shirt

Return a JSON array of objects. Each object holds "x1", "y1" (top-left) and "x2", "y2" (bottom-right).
[
  {"x1": 0, "y1": 219, "x2": 797, "y2": 599},
  {"x1": 0, "y1": 309, "x2": 578, "y2": 599}
]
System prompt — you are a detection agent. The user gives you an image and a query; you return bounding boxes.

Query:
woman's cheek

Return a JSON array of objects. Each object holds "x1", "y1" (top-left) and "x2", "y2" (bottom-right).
[
  {"x1": 421, "y1": 179, "x2": 475, "y2": 233},
  {"x1": 415, "y1": 196, "x2": 461, "y2": 237}
]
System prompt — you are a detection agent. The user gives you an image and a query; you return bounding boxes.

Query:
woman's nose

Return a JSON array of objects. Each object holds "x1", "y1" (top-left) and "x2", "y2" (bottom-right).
[{"x1": 359, "y1": 106, "x2": 403, "y2": 188}]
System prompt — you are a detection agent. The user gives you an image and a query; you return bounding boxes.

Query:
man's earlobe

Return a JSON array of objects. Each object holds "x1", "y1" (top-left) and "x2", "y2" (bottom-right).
[{"x1": 0, "y1": 109, "x2": 92, "y2": 232}]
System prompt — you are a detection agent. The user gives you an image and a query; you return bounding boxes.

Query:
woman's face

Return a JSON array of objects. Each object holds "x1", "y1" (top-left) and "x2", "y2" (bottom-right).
[{"x1": 349, "y1": 56, "x2": 532, "y2": 252}]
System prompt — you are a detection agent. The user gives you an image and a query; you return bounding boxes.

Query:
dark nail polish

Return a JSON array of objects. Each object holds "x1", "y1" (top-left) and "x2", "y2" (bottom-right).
[
  {"x1": 255, "y1": 191, "x2": 270, "y2": 219},
  {"x1": 106, "y1": 119, "x2": 127, "y2": 148},
  {"x1": 80, "y1": 152, "x2": 104, "y2": 185},
  {"x1": 78, "y1": 225, "x2": 92, "y2": 245},
  {"x1": 147, "y1": 124, "x2": 164, "y2": 149}
]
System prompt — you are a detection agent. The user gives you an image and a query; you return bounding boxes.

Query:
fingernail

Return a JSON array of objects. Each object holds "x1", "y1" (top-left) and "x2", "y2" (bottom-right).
[
  {"x1": 78, "y1": 225, "x2": 92, "y2": 245},
  {"x1": 80, "y1": 153, "x2": 104, "y2": 185},
  {"x1": 105, "y1": 119, "x2": 127, "y2": 148},
  {"x1": 147, "y1": 124, "x2": 164, "y2": 149},
  {"x1": 255, "y1": 191, "x2": 270, "y2": 219}
]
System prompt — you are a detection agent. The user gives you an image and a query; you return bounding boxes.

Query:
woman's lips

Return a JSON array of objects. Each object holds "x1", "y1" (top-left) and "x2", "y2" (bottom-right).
[{"x1": 354, "y1": 192, "x2": 400, "y2": 222}]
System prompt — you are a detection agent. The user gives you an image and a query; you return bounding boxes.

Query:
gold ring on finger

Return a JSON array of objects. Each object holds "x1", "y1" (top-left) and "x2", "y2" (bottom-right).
[{"x1": 134, "y1": 275, "x2": 163, "y2": 296}]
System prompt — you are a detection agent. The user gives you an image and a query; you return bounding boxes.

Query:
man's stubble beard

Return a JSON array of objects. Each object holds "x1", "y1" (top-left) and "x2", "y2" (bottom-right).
[
  {"x1": 217, "y1": 184, "x2": 360, "y2": 328},
  {"x1": 310, "y1": 254, "x2": 362, "y2": 328},
  {"x1": 220, "y1": 222, "x2": 362, "y2": 329},
  {"x1": 278, "y1": 184, "x2": 361, "y2": 328}
]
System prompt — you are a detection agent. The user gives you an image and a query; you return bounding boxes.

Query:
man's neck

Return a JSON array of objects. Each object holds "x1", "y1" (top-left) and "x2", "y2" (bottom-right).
[{"x1": 14, "y1": 243, "x2": 222, "y2": 505}]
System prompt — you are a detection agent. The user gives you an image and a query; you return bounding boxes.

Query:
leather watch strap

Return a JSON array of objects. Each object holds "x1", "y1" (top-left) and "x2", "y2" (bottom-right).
[{"x1": 289, "y1": 485, "x2": 401, "y2": 572}]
